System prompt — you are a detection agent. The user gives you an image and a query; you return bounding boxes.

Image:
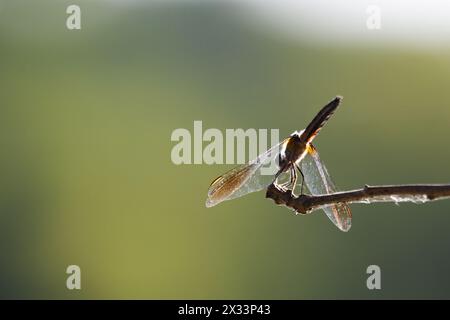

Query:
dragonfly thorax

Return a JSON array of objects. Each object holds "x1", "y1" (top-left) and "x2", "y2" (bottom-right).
[{"x1": 277, "y1": 134, "x2": 308, "y2": 171}]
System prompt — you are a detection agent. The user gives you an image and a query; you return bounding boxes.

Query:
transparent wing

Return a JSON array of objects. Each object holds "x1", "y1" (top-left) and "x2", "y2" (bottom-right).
[
  {"x1": 300, "y1": 144, "x2": 352, "y2": 232},
  {"x1": 206, "y1": 139, "x2": 287, "y2": 207}
]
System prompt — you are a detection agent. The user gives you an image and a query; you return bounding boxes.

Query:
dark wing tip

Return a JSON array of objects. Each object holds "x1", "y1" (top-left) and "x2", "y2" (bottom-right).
[
  {"x1": 300, "y1": 95, "x2": 344, "y2": 142},
  {"x1": 330, "y1": 95, "x2": 343, "y2": 108}
]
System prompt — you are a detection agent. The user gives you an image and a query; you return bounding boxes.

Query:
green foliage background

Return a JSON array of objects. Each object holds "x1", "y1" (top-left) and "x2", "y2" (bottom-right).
[{"x1": 1, "y1": 1, "x2": 450, "y2": 298}]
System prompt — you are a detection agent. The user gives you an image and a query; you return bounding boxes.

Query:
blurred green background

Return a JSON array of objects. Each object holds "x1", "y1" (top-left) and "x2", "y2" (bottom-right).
[{"x1": 1, "y1": 0, "x2": 450, "y2": 299}]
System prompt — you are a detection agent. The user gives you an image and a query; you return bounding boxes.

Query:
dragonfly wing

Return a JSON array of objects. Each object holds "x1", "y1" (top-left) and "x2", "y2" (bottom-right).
[
  {"x1": 300, "y1": 144, "x2": 352, "y2": 232},
  {"x1": 206, "y1": 139, "x2": 287, "y2": 207}
]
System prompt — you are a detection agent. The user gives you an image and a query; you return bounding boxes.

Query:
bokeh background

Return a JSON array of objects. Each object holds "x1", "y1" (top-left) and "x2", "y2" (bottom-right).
[{"x1": 1, "y1": 0, "x2": 450, "y2": 299}]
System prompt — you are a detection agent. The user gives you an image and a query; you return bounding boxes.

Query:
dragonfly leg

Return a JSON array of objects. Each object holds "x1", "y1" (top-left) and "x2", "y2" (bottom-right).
[
  {"x1": 295, "y1": 164, "x2": 305, "y2": 195},
  {"x1": 271, "y1": 168, "x2": 284, "y2": 190},
  {"x1": 277, "y1": 165, "x2": 295, "y2": 191},
  {"x1": 278, "y1": 180, "x2": 289, "y2": 189},
  {"x1": 272, "y1": 163, "x2": 289, "y2": 189},
  {"x1": 290, "y1": 165, "x2": 297, "y2": 196},
  {"x1": 276, "y1": 178, "x2": 291, "y2": 192}
]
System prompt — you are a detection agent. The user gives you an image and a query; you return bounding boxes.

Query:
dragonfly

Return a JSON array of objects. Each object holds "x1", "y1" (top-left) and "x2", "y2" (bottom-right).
[{"x1": 205, "y1": 96, "x2": 352, "y2": 232}]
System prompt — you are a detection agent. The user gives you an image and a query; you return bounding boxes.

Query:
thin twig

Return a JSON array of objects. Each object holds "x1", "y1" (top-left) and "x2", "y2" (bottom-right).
[{"x1": 266, "y1": 183, "x2": 450, "y2": 214}]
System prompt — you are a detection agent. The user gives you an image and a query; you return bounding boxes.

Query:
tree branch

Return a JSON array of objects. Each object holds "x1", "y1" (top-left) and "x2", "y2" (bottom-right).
[{"x1": 265, "y1": 183, "x2": 450, "y2": 214}]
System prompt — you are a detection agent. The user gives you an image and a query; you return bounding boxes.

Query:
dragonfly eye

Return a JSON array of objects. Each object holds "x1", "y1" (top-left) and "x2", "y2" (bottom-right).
[{"x1": 277, "y1": 153, "x2": 287, "y2": 169}]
